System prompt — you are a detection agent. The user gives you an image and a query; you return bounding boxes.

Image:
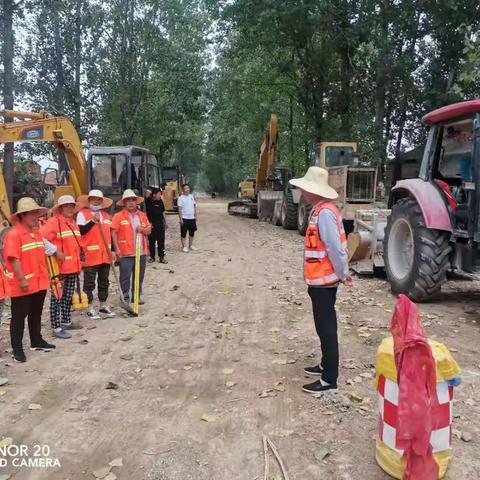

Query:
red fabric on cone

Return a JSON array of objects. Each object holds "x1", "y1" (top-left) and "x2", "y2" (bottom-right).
[{"x1": 390, "y1": 294, "x2": 440, "y2": 480}]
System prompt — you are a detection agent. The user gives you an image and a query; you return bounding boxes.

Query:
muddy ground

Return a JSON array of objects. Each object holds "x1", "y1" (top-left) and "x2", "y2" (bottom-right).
[{"x1": 0, "y1": 199, "x2": 479, "y2": 480}]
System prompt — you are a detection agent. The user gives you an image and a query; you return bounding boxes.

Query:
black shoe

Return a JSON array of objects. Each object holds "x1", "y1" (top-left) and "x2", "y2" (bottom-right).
[
  {"x1": 148, "y1": 258, "x2": 155, "y2": 263},
  {"x1": 12, "y1": 350, "x2": 26, "y2": 363},
  {"x1": 159, "y1": 257, "x2": 168, "y2": 264},
  {"x1": 302, "y1": 379, "x2": 337, "y2": 394},
  {"x1": 30, "y1": 339, "x2": 56, "y2": 351},
  {"x1": 304, "y1": 365, "x2": 323, "y2": 376}
]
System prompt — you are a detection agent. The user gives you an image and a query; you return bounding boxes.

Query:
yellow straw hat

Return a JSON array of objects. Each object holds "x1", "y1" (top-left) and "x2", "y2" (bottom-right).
[
  {"x1": 77, "y1": 189, "x2": 113, "y2": 209},
  {"x1": 10, "y1": 197, "x2": 48, "y2": 223},
  {"x1": 116, "y1": 189, "x2": 144, "y2": 206},
  {"x1": 289, "y1": 166, "x2": 339, "y2": 200},
  {"x1": 52, "y1": 194, "x2": 83, "y2": 214}
]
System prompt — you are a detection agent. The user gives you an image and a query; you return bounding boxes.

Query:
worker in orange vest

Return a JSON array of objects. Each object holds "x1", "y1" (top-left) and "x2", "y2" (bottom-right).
[
  {"x1": 41, "y1": 195, "x2": 83, "y2": 339},
  {"x1": 3, "y1": 197, "x2": 56, "y2": 363},
  {"x1": 76, "y1": 189, "x2": 116, "y2": 319},
  {"x1": 111, "y1": 190, "x2": 151, "y2": 305},
  {"x1": 289, "y1": 167, "x2": 351, "y2": 394}
]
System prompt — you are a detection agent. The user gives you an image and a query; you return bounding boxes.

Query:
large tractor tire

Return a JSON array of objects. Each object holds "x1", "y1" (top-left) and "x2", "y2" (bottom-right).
[
  {"x1": 281, "y1": 189, "x2": 297, "y2": 230},
  {"x1": 383, "y1": 197, "x2": 452, "y2": 301},
  {"x1": 297, "y1": 201, "x2": 311, "y2": 236}
]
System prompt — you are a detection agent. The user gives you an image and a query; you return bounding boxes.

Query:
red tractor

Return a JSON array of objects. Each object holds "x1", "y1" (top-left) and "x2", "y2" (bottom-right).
[{"x1": 384, "y1": 100, "x2": 480, "y2": 300}]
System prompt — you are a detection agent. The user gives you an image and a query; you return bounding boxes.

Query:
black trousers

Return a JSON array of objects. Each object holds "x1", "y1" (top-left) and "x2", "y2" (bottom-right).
[
  {"x1": 83, "y1": 263, "x2": 110, "y2": 304},
  {"x1": 148, "y1": 224, "x2": 165, "y2": 259},
  {"x1": 10, "y1": 290, "x2": 47, "y2": 352},
  {"x1": 308, "y1": 286, "x2": 339, "y2": 385}
]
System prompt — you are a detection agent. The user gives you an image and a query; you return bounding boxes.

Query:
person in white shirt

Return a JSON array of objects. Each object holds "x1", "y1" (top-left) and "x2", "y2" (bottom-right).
[{"x1": 177, "y1": 184, "x2": 197, "y2": 253}]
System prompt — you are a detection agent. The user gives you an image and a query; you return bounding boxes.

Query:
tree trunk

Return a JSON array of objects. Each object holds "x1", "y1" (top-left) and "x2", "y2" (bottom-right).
[
  {"x1": 374, "y1": 1, "x2": 390, "y2": 176},
  {"x1": 2, "y1": 0, "x2": 15, "y2": 210},
  {"x1": 338, "y1": 6, "x2": 351, "y2": 135},
  {"x1": 52, "y1": 0, "x2": 65, "y2": 113},
  {"x1": 395, "y1": 10, "x2": 421, "y2": 156},
  {"x1": 288, "y1": 94, "x2": 295, "y2": 174},
  {"x1": 73, "y1": 0, "x2": 82, "y2": 131}
]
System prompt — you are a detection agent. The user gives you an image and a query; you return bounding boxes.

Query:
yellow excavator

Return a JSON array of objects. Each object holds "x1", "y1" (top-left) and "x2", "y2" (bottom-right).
[
  {"x1": 161, "y1": 165, "x2": 185, "y2": 213},
  {"x1": 228, "y1": 114, "x2": 291, "y2": 219},
  {"x1": 0, "y1": 110, "x2": 163, "y2": 212},
  {"x1": 0, "y1": 110, "x2": 88, "y2": 210}
]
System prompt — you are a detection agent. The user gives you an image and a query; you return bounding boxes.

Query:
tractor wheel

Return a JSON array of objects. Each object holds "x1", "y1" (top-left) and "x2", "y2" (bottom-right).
[
  {"x1": 281, "y1": 190, "x2": 297, "y2": 230},
  {"x1": 297, "y1": 201, "x2": 311, "y2": 236},
  {"x1": 383, "y1": 197, "x2": 452, "y2": 301}
]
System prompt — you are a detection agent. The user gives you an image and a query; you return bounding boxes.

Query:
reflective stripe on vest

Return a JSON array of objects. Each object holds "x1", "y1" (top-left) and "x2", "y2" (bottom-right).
[
  {"x1": 56, "y1": 230, "x2": 81, "y2": 238},
  {"x1": 86, "y1": 245, "x2": 100, "y2": 251},
  {"x1": 21, "y1": 241, "x2": 44, "y2": 252},
  {"x1": 4, "y1": 270, "x2": 36, "y2": 280}
]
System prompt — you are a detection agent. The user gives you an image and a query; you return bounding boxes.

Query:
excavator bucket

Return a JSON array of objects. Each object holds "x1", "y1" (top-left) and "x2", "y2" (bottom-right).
[{"x1": 347, "y1": 209, "x2": 390, "y2": 274}]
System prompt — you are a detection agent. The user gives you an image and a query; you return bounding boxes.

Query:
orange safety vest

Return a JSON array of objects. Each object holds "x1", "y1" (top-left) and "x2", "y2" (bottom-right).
[
  {"x1": 304, "y1": 201, "x2": 348, "y2": 286},
  {"x1": 40, "y1": 214, "x2": 82, "y2": 275},
  {"x1": 3, "y1": 224, "x2": 49, "y2": 297},
  {"x1": 111, "y1": 208, "x2": 150, "y2": 256},
  {"x1": 0, "y1": 269, "x2": 6, "y2": 300},
  {"x1": 78, "y1": 209, "x2": 112, "y2": 267}
]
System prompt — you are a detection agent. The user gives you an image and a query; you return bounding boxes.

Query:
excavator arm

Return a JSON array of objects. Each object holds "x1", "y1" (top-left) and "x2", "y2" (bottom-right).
[
  {"x1": 255, "y1": 114, "x2": 278, "y2": 193},
  {"x1": 0, "y1": 110, "x2": 88, "y2": 200}
]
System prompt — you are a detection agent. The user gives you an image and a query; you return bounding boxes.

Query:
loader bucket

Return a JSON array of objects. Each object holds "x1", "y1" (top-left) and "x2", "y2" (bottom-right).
[{"x1": 347, "y1": 209, "x2": 390, "y2": 274}]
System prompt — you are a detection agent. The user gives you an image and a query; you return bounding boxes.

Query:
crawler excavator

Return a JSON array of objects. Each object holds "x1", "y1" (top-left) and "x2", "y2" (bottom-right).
[
  {"x1": 0, "y1": 110, "x2": 162, "y2": 212},
  {"x1": 0, "y1": 110, "x2": 88, "y2": 206},
  {"x1": 227, "y1": 114, "x2": 291, "y2": 220}
]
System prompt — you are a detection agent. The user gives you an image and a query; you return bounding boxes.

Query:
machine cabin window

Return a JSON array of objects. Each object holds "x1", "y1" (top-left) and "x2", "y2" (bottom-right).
[{"x1": 91, "y1": 154, "x2": 127, "y2": 192}]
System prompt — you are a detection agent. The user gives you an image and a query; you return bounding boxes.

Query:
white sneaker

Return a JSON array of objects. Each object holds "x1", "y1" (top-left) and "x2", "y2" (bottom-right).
[
  {"x1": 99, "y1": 305, "x2": 116, "y2": 318},
  {"x1": 189, "y1": 246, "x2": 198, "y2": 251},
  {"x1": 87, "y1": 308, "x2": 101, "y2": 320},
  {"x1": 182, "y1": 247, "x2": 189, "y2": 253}
]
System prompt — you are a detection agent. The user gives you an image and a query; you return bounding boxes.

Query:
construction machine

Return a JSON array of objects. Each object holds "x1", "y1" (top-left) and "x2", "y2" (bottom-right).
[
  {"x1": 286, "y1": 142, "x2": 378, "y2": 235},
  {"x1": 228, "y1": 114, "x2": 292, "y2": 220},
  {"x1": 87, "y1": 146, "x2": 162, "y2": 206},
  {"x1": 348, "y1": 99, "x2": 480, "y2": 301},
  {"x1": 0, "y1": 110, "x2": 88, "y2": 203},
  {"x1": 0, "y1": 110, "x2": 161, "y2": 210},
  {"x1": 161, "y1": 165, "x2": 184, "y2": 213}
]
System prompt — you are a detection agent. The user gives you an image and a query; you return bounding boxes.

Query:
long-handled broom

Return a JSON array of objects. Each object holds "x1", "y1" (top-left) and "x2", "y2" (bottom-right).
[{"x1": 133, "y1": 233, "x2": 141, "y2": 316}]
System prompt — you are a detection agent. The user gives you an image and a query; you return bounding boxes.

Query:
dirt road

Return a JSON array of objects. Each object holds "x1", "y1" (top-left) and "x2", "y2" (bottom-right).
[{"x1": 0, "y1": 199, "x2": 479, "y2": 479}]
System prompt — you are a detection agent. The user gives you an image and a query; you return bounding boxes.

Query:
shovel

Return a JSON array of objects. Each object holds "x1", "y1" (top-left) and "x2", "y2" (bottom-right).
[{"x1": 97, "y1": 218, "x2": 137, "y2": 316}]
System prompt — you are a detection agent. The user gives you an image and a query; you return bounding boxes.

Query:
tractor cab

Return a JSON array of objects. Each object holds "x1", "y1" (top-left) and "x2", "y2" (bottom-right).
[{"x1": 419, "y1": 102, "x2": 480, "y2": 242}]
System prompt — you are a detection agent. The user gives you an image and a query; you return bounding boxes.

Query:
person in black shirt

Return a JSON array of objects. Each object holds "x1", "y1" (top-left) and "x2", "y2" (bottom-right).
[{"x1": 145, "y1": 188, "x2": 168, "y2": 263}]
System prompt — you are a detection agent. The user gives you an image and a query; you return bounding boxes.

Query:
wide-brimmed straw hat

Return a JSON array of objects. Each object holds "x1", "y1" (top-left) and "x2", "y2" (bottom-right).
[
  {"x1": 289, "y1": 167, "x2": 338, "y2": 200},
  {"x1": 10, "y1": 197, "x2": 48, "y2": 223},
  {"x1": 52, "y1": 194, "x2": 83, "y2": 214},
  {"x1": 116, "y1": 189, "x2": 144, "y2": 206},
  {"x1": 77, "y1": 189, "x2": 113, "y2": 209}
]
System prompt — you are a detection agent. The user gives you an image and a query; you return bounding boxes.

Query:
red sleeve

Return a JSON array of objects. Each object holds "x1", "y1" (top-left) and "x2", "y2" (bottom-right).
[
  {"x1": 111, "y1": 213, "x2": 121, "y2": 231},
  {"x1": 3, "y1": 229, "x2": 21, "y2": 260},
  {"x1": 39, "y1": 217, "x2": 57, "y2": 242}
]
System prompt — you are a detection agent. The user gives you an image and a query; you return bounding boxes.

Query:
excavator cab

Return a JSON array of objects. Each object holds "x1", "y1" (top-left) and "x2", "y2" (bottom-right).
[{"x1": 87, "y1": 146, "x2": 161, "y2": 207}]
